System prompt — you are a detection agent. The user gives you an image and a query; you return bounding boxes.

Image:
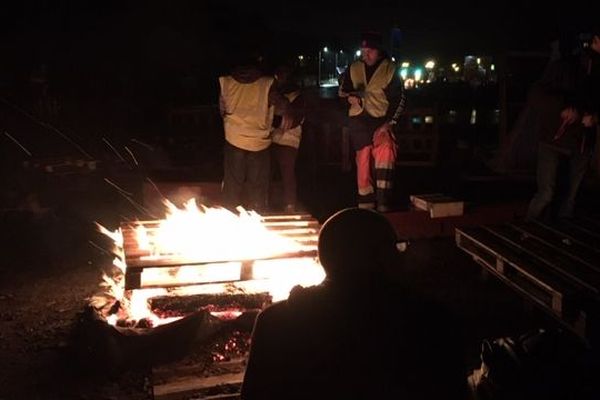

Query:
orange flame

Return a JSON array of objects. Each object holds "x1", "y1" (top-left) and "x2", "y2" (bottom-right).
[{"x1": 95, "y1": 200, "x2": 325, "y2": 327}]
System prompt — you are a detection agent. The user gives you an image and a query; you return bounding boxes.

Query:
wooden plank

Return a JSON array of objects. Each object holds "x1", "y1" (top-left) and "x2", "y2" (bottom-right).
[
  {"x1": 531, "y1": 219, "x2": 600, "y2": 256},
  {"x1": 124, "y1": 221, "x2": 320, "y2": 231},
  {"x1": 150, "y1": 293, "x2": 270, "y2": 315},
  {"x1": 125, "y1": 249, "x2": 319, "y2": 271},
  {"x1": 485, "y1": 225, "x2": 600, "y2": 296},
  {"x1": 153, "y1": 372, "x2": 243, "y2": 400},
  {"x1": 456, "y1": 226, "x2": 597, "y2": 341},
  {"x1": 127, "y1": 214, "x2": 317, "y2": 227},
  {"x1": 509, "y1": 222, "x2": 600, "y2": 274},
  {"x1": 571, "y1": 216, "x2": 600, "y2": 235},
  {"x1": 456, "y1": 228, "x2": 566, "y2": 318},
  {"x1": 554, "y1": 219, "x2": 600, "y2": 246},
  {"x1": 153, "y1": 357, "x2": 246, "y2": 400},
  {"x1": 124, "y1": 271, "x2": 142, "y2": 290}
]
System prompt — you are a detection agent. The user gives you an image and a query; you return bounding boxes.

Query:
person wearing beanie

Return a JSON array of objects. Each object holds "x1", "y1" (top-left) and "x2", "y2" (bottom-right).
[
  {"x1": 339, "y1": 31, "x2": 406, "y2": 212},
  {"x1": 241, "y1": 208, "x2": 466, "y2": 400}
]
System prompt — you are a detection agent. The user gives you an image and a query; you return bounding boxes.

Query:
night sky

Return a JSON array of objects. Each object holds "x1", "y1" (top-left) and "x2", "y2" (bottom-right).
[
  {"x1": 2, "y1": 1, "x2": 597, "y2": 58},
  {"x1": 0, "y1": 1, "x2": 597, "y2": 105}
]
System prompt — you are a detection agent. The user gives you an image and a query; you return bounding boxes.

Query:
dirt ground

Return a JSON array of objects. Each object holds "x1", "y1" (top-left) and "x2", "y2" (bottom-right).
[
  {"x1": 1, "y1": 165, "x2": 598, "y2": 399},
  {"x1": 0, "y1": 205, "x2": 152, "y2": 399},
  {"x1": 0, "y1": 208, "x2": 547, "y2": 400}
]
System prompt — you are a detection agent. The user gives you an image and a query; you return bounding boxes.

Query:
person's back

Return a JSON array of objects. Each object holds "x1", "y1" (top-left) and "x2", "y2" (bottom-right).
[
  {"x1": 241, "y1": 208, "x2": 466, "y2": 399},
  {"x1": 219, "y1": 66, "x2": 275, "y2": 152},
  {"x1": 218, "y1": 56, "x2": 289, "y2": 211}
]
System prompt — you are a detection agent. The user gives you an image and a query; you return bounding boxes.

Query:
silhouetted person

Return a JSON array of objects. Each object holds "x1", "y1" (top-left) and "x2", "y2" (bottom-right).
[
  {"x1": 241, "y1": 208, "x2": 467, "y2": 399},
  {"x1": 527, "y1": 29, "x2": 600, "y2": 219},
  {"x1": 271, "y1": 64, "x2": 305, "y2": 212}
]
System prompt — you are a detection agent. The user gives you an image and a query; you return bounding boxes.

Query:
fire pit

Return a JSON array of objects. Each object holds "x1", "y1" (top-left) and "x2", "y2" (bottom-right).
[{"x1": 88, "y1": 199, "x2": 325, "y2": 398}]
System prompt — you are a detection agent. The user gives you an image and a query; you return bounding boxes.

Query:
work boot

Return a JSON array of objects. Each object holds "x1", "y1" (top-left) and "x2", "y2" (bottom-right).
[{"x1": 357, "y1": 193, "x2": 376, "y2": 210}]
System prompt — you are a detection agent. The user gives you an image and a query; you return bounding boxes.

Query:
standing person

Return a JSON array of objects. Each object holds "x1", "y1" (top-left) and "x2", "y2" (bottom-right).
[
  {"x1": 527, "y1": 29, "x2": 600, "y2": 220},
  {"x1": 339, "y1": 31, "x2": 406, "y2": 212},
  {"x1": 219, "y1": 54, "x2": 290, "y2": 211},
  {"x1": 241, "y1": 208, "x2": 467, "y2": 400},
  {"x1": 271, "y1": 65, "x2": 305, "y2": 212}
]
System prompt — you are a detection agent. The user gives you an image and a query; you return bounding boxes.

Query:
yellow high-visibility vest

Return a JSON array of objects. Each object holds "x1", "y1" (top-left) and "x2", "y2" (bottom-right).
[
  {"x1": 348, "y1": 58, "x2": 396, "y2": 117},
  {"x1": 219, "y1": 76, "x2": 275, "y2": 151}
]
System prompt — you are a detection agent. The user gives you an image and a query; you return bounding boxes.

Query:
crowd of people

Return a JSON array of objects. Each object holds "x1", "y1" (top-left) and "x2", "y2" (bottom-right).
[{"x1": 218, "y1": 31, "x2": 406, "y2": 214}]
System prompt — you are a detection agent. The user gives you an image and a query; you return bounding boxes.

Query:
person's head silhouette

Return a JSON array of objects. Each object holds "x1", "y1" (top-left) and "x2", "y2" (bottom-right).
[{"x1": 318, "y1": 208, "x2": 401, "y2": 286}]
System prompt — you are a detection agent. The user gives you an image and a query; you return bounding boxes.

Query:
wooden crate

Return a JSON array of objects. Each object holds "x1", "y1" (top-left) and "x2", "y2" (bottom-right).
[{"x1": 456, "y1": 218, "x2": 600, "y2": 342}]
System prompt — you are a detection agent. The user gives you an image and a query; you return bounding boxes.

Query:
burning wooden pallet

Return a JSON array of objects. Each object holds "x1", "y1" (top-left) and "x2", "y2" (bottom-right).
[
  {"x1": 120, "y1": 213, "x2": 320, "y2": 290},
  {"x1": 113, "y1": 211, "x2": 322, "y2": 399},
  {"x1": 456, "y1": 217, "x2": 600, "y2": 343}
]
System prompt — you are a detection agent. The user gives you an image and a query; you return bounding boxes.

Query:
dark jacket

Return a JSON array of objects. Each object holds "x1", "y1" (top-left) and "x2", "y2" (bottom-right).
[
  {"x1": 529, "y1": 50, "x2": 599, "y2": 153},
  {"x1": 241, "y1": 280, "x2": 467, "y2": 400},
  {"x1": 273, "y1": 82, "x2": 305, "y2": 130}
]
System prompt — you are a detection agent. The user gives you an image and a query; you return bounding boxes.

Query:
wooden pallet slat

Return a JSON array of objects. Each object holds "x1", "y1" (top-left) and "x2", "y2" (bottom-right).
[
  {"x1": 508, "y1": 222, "x2": 600, "y2": 274},
  {"x1": 484, "y1": 225, "x2": 600, "y2": 296},
  {"x1": 121, "y1": 213, "x2": 321, "y2": 289},
  {"x1": 456, "y1": 228, "x2": 566, "y2": 318},
  {"x1": 456, "y1": 217, "x2": 600, "y2": 342}
]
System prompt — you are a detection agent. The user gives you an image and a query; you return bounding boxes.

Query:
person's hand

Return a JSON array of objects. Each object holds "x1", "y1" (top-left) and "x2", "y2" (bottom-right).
[
  {"x1": 347, "y1": 95, "x2": 361, "y2": 106},
  {"x1": 280, "y1": 115, "x2": 293, "y2": 131},
  {"x1": 582, "y1": 113, "x2": 597, "y2": 128},
  {"x1": 373, "y1": 123, "x2": 394, "y2": 146},
  {"x1": 560, "y1": 107, "x2": 579, "y2": 124}
]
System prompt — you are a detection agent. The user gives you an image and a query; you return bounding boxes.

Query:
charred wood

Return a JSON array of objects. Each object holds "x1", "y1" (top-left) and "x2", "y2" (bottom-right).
[{"x1": 149, "y1": 292, "x2": 271, "y2": 317}]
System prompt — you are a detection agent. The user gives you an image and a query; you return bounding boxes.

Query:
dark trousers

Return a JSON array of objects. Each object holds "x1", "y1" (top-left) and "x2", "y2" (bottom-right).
[
  {"x1": 527, "y1": 143, "x2": 590, "y2": 219},
  {"x1": 273, "y1": 144, "x2": 298, "y2": 207},
  {"x1": 222, "y1": 142, "x2": 270, "y2": 211}
]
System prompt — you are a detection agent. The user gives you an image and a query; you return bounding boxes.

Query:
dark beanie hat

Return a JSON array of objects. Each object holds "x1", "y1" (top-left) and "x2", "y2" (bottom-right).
[{"x1": 360, "y1": 31, "x2": 383, "y2": 49}]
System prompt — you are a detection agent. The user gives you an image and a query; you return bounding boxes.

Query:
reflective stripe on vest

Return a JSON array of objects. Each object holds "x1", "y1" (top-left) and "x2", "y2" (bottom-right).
[
  {"x1": 348, "y1": 59, "x2": 396, "y2": 118},
  {"x1": 219, "y1": 76, "x2": 274, "y2": 151}
]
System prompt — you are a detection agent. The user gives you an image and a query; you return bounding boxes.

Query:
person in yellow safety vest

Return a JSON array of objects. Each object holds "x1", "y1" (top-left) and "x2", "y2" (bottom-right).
[
  {"x1": 271, "y1": 65, "x2": 306, "y2": 213},
  {"x1": 339, "y1": 31, "x2": 406, "y2": 212},
  {"x1": 219, "y1": 54, "x2": 291, "y2": 211}
]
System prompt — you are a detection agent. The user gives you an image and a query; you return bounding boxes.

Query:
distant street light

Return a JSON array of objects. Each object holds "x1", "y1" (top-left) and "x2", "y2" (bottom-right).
[
  {"x1": 318, "y1": 47, "x2": 328, "y2": 86},
  {"x1": 414, "y1": 68, "x2": 423, "y2": 81}
]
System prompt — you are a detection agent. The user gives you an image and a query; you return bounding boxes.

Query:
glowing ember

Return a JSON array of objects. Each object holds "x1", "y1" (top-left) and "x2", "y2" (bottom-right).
[{"x1": 94, "y1": 200, "x2": 325, "y2": 327}]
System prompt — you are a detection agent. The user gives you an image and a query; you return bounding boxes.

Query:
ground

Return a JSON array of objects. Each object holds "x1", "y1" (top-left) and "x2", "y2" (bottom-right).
[{"x1": 0, "y1": 163, "x2": 598, "y2": 399}]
